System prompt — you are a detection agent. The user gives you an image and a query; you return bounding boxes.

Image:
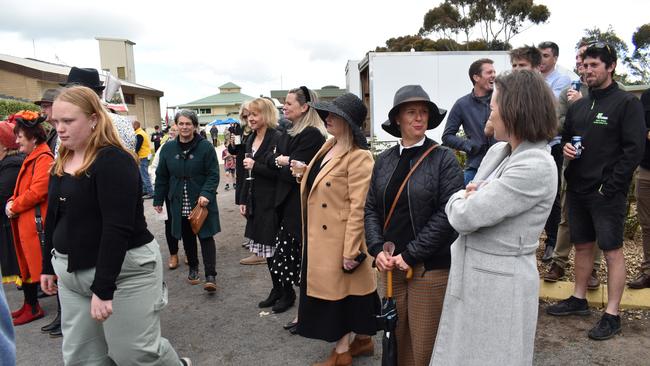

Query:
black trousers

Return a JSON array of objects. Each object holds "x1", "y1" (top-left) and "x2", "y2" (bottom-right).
[
  {"x1": 544, "y1": 144, "x2": 563, "y2": 247},
  {"x1": 164, "y1": 200, "x2": 179, "y2": 255},
  {"x1": 180, "y1": 217, "x2": 216, "y2": 276}
]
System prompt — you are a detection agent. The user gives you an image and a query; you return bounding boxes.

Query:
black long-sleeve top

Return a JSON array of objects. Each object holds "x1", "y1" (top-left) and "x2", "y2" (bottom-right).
[
  {"x1": 267, "y1": 126, "x2": 326, "y2": 237},
  {"x1": 562, "y1": 82, "x2": 645, "y2": 197},
  {"x1": 43, "y1": 146, "x2": 153, "y2": 300}
]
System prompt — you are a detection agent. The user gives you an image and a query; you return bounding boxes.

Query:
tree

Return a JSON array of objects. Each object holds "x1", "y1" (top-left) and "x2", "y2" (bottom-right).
[
  {"x1": 627, "y1": 23, "x2": 650, "y2": 84},
  {"x1": 577, "y1": 25, "x2": 629, "y2": 61},
  {"x1": 375, "y1": 35, "x2": 461, "y2": 52},
  {"x1": 418, "y1": 0, "x2": 550, "y2": 49}
]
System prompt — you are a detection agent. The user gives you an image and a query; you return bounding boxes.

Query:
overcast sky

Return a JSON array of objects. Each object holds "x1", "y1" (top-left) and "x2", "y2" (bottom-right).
[{"x1": 0, "y1": 0, "x2": 647, "y2": 112}]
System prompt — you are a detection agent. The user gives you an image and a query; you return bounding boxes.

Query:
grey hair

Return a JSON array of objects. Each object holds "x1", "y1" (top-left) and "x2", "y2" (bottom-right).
[{"x1": 174, "y1": 109, "x2": 199, "y2": 127}]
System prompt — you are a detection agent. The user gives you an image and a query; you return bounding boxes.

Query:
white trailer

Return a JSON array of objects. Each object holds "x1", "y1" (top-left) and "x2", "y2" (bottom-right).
[{"x1": 349, "y1": 51, "x2": 513, "y2": 144}]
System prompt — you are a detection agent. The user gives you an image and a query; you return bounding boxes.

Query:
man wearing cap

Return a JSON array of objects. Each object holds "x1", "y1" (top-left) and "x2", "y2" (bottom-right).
[
  {"x1": 442, "y1": 58, "x2": 497, "y2": 185},
  {"x1": 59, "y1": 67, "x2": 135, "y2": 153},
  {"x1": 546, "y1": 43, "x2": 645, "y2": 340},
  {"x1": 34, "y1": 88, "x2": 60, "y2": 153},
  {"x1": 539, "y1": 41, "x2": 572, "y2": 98}
]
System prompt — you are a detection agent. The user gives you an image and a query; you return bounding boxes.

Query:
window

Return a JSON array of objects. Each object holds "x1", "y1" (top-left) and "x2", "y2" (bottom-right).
[
  {"x1": 123, "y1": 93, "x2": 135, "y2": 105},
  {"x1": 199, "y1": 108, "x2": 211, "y2": 115},
  {"x1": 117, "y1": 66, "x2": 126, "y2": 80}
]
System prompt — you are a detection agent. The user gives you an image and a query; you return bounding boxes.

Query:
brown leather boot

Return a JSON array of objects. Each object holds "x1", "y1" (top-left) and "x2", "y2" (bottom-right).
[
  {"x1": 312, "y1": 349, "x2": 352, "y2": 366},
  {"x1": 544, "y1": 262, "x2": 565, "y2": 282},
  {"x1": 349, "y1": 337, "x2": 373, "y2": 357},
  {"x1": 168, "y1": 255, "x2": 179, "y2": 270},
  {"x1": 587, "y1": 269, "x2": 601, "y2": 290}
]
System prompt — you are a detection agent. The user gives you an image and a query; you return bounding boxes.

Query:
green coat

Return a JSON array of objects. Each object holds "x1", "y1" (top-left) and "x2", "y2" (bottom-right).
[{"x1": 153, "y1": 135, "x2": 221, "y2": 239}]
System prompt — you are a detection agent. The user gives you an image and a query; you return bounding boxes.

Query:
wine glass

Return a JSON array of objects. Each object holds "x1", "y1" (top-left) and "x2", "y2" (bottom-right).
[{"x1": 245, "y1": 153, "x2": 254, "y2": 181}]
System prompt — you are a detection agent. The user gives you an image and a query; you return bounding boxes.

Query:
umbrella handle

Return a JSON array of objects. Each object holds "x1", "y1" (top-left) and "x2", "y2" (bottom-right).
[
  {"x1": 386, "y1": 270, "x2": 393, "y2": 298},
  {"x1": 406, "y1": 268, "x2": 413, "y2": 280}
]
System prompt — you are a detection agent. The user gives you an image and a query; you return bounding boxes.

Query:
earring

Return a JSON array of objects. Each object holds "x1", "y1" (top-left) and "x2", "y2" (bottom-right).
[{"x1": 92, "y1": 125, "x2": 96, "y2": 130}]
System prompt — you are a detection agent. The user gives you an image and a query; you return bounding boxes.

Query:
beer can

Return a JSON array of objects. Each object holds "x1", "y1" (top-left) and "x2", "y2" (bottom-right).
[
  {"x1": 572, "y1": 136, "x2": 582, "y2": 158},
  {"x1": 571, "y1": 80, "x2": 582, "y2": 91}
]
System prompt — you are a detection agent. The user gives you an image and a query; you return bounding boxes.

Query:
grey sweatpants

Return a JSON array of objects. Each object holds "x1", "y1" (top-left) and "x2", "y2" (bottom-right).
[{"x1": 52, "y1": 240, "x2": 182, "y2": 366}]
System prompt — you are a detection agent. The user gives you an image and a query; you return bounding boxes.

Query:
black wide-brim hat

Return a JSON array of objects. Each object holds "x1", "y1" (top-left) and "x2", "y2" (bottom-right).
[
  {"x1": 309, "y1": 93, "x2": 369, "y2": 149},
  {"x1": 382, "y1": 85, "x2": 447, "y2": 138},
  {"x1": 61, "y1": 66, "x2": 105, "y2": 91}
]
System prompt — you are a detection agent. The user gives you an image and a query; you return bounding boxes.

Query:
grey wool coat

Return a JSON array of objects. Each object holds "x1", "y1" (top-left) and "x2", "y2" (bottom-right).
[{"x1": 430, "y1": 141, "x2": 557, "y2": 366}]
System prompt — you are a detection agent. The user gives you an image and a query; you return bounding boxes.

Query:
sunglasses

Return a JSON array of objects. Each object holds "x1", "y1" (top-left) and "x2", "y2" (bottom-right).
[{"x1": 587, "y1": 42, "x2": 614, "y2": 57}]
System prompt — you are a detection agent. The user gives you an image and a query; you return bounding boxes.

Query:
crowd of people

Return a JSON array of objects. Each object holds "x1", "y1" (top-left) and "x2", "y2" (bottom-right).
[{"x1": 0, "y1": 39, "x2": 649, "y2": 366}]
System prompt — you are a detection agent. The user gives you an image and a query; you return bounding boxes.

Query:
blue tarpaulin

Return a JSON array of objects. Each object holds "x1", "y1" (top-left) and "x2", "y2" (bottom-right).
[{"x1": 207, "y1": 117, "x2": 239, "y2": 126}]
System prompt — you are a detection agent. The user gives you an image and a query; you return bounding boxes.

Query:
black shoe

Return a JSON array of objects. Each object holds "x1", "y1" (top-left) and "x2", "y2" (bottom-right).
[
  {"x1": 204, "y1": 275, "x2": 217, "y2": 293},
  {"x1": 188, "y1": 268, "x2": 200, "y2": 285},
  {"x1": 546, "y1": 296, "x2": 590, "y2": 316},
  {"x1": 258, "y1": 287, "x2": 281, "y2": 308},
  {"x1": 289, "y1": 325, "x2": 299, "y2": 335},
  {"x1": 49, "y1": 324, "x2": 63, "y2": 338},
  {"x1": 283, "y1": 320, "x2": 298, "y2": 330},
  {"x1": 541, "y1": 244, "x2": 554, "y2": 262},
  {"x1": 588, "y1": 313, "x2": 621, "y2": 340},
  {"x1": 41, "y1": 312, "x2": 61, "y2": 333},
  {"x1": 272, "y1": 288, "x2": 296, "y2": 313}
]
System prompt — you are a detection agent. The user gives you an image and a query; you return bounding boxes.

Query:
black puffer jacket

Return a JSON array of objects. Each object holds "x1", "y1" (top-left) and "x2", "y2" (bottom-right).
[{"x1": 364, "y1": 138, "x2": 464, "y2": 271}]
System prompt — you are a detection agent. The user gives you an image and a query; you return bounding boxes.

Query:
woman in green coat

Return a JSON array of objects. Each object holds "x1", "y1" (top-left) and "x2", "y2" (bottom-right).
[{"x1": 154, "y1": 110, "x2": 221, "y2": 292}]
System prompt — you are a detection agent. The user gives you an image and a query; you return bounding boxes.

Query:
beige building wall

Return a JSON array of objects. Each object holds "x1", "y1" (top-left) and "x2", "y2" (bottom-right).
[
  {"x1": 1, "y1": 69, "x2": 160, "y2": 126},
  {"x1": 0, "y1": 70, "x2": 58, "y2": 102},
  {"x1": 97, "y1": 38, "x2": 136, "y2": 82}
]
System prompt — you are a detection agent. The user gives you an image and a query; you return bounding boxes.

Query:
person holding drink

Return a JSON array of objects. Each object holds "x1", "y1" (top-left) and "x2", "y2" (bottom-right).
[
  {"x1": 267, "y1": 86, "x2": 327, "y2": 317},
  {"x1": 364, "y1": 85, "x2": 463, "y2": 366},
  {"x1": 239, "y1": 98, "x2": 283, "y2": 307},
  {"x1": 294, "y1": 93, "x2": 379, "y2": 366}
]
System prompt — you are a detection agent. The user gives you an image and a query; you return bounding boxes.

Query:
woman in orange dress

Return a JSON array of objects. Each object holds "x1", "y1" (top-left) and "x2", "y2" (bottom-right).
[{"x1": 5, "y1": 111, "x2": 53, "y2": 326}]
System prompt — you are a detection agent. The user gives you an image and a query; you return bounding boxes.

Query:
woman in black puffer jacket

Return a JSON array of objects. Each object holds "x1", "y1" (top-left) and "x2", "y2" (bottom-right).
[{"x1": 364, "y1": 85, "x2": 463, "y2": 366}]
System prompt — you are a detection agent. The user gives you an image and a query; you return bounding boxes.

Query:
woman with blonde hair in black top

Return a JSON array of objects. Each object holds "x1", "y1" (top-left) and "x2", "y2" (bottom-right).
[{"x1": 41, "y1": 86, "x2": 190, "y2": 366}]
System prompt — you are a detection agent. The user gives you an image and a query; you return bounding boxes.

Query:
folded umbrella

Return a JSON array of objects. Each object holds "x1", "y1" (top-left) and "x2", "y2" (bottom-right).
[{"x1": 376, "y1": 242, "x2": 398, "y2": 366}]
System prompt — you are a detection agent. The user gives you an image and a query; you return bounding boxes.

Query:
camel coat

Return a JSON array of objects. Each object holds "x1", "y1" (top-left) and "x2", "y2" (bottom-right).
[
  {"x1": 10, "y1": 143, "x2": 53, "y2": 283},
  {"x1": 300, "y1": 138, "x2": 376, "y2": 301}
]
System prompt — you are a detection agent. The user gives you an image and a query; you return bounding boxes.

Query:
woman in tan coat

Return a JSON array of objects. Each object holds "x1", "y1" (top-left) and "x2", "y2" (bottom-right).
[{"x1": 293, "y1": 93, "x2": 379, "y2": 366}]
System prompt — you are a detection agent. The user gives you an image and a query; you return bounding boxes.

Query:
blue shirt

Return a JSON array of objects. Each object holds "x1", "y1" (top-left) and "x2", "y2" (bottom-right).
[{"x1": 545, "y1": 68, "x2": 571, "y2": 98}]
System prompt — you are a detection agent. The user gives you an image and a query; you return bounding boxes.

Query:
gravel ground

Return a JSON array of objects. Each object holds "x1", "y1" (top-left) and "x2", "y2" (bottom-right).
[{"x1": 5, "y1": 176, "x2": 650, "y2": 365}]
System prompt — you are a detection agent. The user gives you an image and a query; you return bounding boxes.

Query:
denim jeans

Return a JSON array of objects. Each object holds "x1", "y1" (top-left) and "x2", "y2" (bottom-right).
[
  {"x1": 139, "y1": 158, "x2": 154, "y2": 195},
  {"x1": 464, "y1": 167, "x2": 478, "y2": 187}
]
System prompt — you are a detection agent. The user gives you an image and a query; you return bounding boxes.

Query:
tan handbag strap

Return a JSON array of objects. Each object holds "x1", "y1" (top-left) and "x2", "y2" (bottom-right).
[{"x1": 383, "y1": 144, "x2": 438, "y2": 231}]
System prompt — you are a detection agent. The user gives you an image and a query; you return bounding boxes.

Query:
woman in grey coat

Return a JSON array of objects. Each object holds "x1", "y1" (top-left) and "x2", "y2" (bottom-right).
[{"x1": 430, "y1": 70, "x2": 558, "y2": 366}]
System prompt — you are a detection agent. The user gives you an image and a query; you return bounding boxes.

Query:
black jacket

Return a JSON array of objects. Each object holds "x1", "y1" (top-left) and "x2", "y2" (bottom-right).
[
  {"x1": 563, "y1": 82, "x2": 645, "y2": 197},
  {"x1": 43, "y1": 146, "x2": 153, "y2": 300},
  {"x1": 241, "y1": 128, "x2": 281, "y2": 245},
  {"x1": 228, "y1": 134, "x2": 251, "y2": 205},
  {"x1": 364, "y1": 138, "x2": 464, "y2": 270},
  {"x1": 0, "y1": 153, "x2": 25, "y2": 227},
  {"x1": 268, "y1": 127, "x2": 326, "y2": 237}
]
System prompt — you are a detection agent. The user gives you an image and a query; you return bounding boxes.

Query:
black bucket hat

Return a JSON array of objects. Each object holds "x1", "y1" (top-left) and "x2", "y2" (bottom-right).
[
  {"x1": 309, "y1": 93, "x2": 369, "y2": 149},
  {"x1": 61, "y1": 67, "x2": 105, "y2": 91},
  {"x1": 382, "y1": 85, "x2": 447, "y2": 138}
]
